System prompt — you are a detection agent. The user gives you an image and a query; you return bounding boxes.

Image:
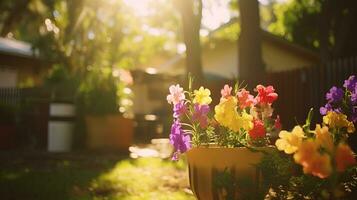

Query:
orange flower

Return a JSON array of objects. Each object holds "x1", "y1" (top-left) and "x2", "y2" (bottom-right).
[
  {"x1": 303, "y1": 153, "x2": 332, "y2": 179},
  {"x1": 294, "y1": 139, "x2": 318, "y2": 165},
  {"x1": 335, "y1": 143, "x2": 356, "y2": 172},
  {"x1": 294, "y1": 140, "x2": 332, "y2": 178}
]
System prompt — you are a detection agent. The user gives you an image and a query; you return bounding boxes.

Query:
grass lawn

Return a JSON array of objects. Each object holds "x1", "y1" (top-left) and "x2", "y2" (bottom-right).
[{"x1": 0, "y1": 153, "x2": 194, "y2": 200}]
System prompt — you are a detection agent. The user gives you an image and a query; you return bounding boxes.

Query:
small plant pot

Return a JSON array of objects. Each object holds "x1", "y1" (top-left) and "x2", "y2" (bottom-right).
[
  {"x1": 187, "y1": 146, "x2": 271, "y2": 200},
  {"x1": 85, "y1": 114, "x2": 133, "y2": 151}
]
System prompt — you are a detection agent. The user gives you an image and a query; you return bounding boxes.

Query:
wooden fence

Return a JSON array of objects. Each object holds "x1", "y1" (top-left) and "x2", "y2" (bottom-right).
[
  {"x1": 207, "y1": 56, "x2": 357, "y2": 129},
  {"x1": 0, "y1": 88, "x2": 22, "y2": 105},
  {"x1": 0, "y1": 87, "x2": 50, "y2": 149}
]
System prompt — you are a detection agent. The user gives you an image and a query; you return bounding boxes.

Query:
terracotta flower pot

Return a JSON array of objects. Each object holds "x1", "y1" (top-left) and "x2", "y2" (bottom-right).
[
  {"x1": 85, "y1": 114, "x2": 133, "y2": 151},
  {"x1": 187, "y1": 147, "x2": 270, "y2": 200},
  {"x1": 85, "y1": 115, "x2": 108, "y2": 149}
]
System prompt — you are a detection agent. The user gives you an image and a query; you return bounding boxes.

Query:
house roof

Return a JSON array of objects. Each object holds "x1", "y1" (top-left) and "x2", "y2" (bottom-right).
[
  {"x1": 0, "y1": 37, "x2": 35, "y2": 58},
  {"x1": 138, "y1": 19, "x2": 320, "y2": 77},
  {"x1": 208, "y1": 18, "x2": 319, "y2": 61}
]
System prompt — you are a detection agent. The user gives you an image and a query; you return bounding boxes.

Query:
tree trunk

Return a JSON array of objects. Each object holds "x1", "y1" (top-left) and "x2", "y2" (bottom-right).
[
  {"x1": 318, "y1": 0, "x2": 331, "y2": 63},
  {"x1": 177, "y1": 0, "x2": 204, "y2": 87},
  {"x1": 238, "y1": 0, "x2": 264, "y2": 81}
]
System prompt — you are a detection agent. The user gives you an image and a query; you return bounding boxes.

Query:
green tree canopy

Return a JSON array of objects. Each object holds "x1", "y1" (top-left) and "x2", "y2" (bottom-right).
[{"x1": 269, "y1": 0, "x2": 357, "y2": 61}]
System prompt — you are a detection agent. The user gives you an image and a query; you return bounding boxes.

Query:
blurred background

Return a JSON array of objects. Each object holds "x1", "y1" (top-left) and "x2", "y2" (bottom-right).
[
  {"x1": 0, "y1": 0, "x2": 357, "y2": 199},
  {"x1": 0, "y1": 0, "x2": 357, "y2": 151}
]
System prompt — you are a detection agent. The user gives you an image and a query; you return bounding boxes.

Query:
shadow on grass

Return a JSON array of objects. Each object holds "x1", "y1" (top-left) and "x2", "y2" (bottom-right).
[{"x1": 0, "y1": 153, "x2": 194, "y2": 200}]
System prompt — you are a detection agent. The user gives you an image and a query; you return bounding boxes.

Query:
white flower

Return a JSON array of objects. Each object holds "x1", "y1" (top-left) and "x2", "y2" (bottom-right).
[{"x1": 167, "y1": 84, "x2": 185, "y2": 105}]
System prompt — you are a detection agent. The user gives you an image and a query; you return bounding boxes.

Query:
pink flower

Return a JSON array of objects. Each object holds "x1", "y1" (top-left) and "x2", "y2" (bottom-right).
[
  {"x1": 221, "y1": 84, "x2": 232, "y2": 99},
  {"x1": 192, "y1": 104, "x2": 210, "y2": 128},
  {"x1": 237, "y1": 89, "x2": 255, "y2": 109},
  {"x1": 249, "y1": 119, "x2": 266, "y2": 139},
  {"x1": 255, "y1": 85, "x2": 278, "y2": 105},
  {"x1": 167, "y1": 84, "x2": 185, "y2": 105}
]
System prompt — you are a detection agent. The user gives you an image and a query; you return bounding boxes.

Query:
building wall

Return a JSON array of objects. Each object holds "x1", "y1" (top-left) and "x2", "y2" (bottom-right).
[
  {"x1": 201, "y1": 40, "x2": 318, "y2": 79},
  {"x1": 262, "y1": 40, "x2": 318, "y2": 72},
  {"x1": 0, "y1": 65, "x2": 45, "y2": 88},
  {"x1": 202, "y1": 41, "x2": 238, "y2": 79},
  {"x1": 0, "y1": 68, "x2": 17, "y2": 88}
]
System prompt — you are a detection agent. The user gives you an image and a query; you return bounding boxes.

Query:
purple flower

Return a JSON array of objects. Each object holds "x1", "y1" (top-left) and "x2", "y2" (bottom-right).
[
  {"x1": 351, "y1": 88, "x2": 357, "y2": 105},
  {"x1": 326, "y1": 86, "x2": 344, "y2": 103},
  {"x1": 173, "y1": 101, "x2": 187, "y2": 119},
  {"x1": 169, "y1": 120, "x2": 191, "y2": 160},
  {"x1": 344, "y1": 75, "x2": 357, "y2": 92},
  {"x1": 320, "y1": 103, "x2": 332, "y2": 115},
  {"x1": 320, "y1": 103, "x2": 342, "y2": 115},
  {"x1": 351, "y1": 107, "x2": 357, "y2": 123},
  {"x1": 192, "y1": 104, "x2": 210, "y2": 128}
]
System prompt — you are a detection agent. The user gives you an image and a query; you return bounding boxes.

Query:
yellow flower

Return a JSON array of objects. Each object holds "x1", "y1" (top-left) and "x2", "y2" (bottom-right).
[
  {"x1": 193, "y1": 87, "x2": 212, "y2": 105},
  {"x1": 275, "y1": 126, "x2": 305, "y2": 154},
  {"x1": 214, "y1": 97, "x2": 253, "y2": 132},
  {"x1": 241, "y1": 111, "x2": 254, "y2": 131},
  {"x1": 294, "y1": 140, "x2": 332, "y2": 179},
  {"x1": 214, "y1": 97, "x2": 237, "y2": 128},
  {"x1": 229, "y1": 111, "x2": 254, "y2": 132},
  {"x1": 323, "y1": 111, "x2": 355, "y2": 133},
  {"x1": 347, "y1": 121, "x2": 355, "y2": 133},
  {"x1": 314, "y1": 124, "x2": 334, "y2": 153}
]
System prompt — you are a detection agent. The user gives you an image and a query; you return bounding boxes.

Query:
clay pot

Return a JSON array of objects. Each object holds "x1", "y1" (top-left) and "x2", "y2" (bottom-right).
[
  {"x1": 187, "y1": 146, "x2": 271, "y2": 200},
  {"x1": 85, "y1": 114, "x2": 133, "y2": 151}
]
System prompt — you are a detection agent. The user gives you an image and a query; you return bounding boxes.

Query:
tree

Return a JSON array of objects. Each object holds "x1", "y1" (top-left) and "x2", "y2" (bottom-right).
[
  {"x1": 0, "y1": 0, "x2": 171, "y2": 73},
  {"x1": 175, "y1": 0, "x2": 204, "y2": 86},
  {"x1": 269, "y1": 0, "x2": 357, "y2": 62},
  {"x1": 238, "y1": 0, "x2": 264, "y2": 80}
]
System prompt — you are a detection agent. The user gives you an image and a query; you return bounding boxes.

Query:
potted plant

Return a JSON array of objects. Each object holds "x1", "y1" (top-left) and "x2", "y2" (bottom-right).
[
  {"x1": 166, "y1": 79, "x2": 281, "y2": 200},
  {"x1": 44, "y1": 65, "x2": 78, "y2": 152},
  {"x1": 77, "y1": 68, "x2": 133, "y2": 151}
]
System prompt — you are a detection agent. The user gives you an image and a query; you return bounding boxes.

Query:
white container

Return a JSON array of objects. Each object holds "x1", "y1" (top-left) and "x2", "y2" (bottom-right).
[
  {"x1": 48, "y1": 103, "x2": 75, "y2": 152},
  {"x1": 50, "y1": 103, "x2": 76, "y2": 117}
]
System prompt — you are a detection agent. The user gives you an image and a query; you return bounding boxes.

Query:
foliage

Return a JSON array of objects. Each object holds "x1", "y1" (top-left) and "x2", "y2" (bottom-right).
[
  {"x1": 269, "y1": 0, "x2": 321, "y2": 47},
  {"x1": 262, "y1": 153, "x2": 357, "y2": 199},
  {"x1": 269, "y1": 0, "x2": 357, "y2": 58},
  {"x1": 76, "y1": 68, "x2": 120, "y2": 115},
  {"x1": 210, "y1": 21, "x2": 240, "y2": 42},
  {"x1": 0, "y1": 0, "x2": 178, "y2": 78},
  {"x1": 44, "y1": 65, "x2": 79, "y2": 102}
]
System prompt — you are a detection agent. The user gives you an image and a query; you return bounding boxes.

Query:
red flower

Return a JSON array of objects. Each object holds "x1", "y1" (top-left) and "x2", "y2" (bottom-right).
[
  {"x1": 249, "y1": 119, "x2": 266, "y2": 139},
  {"x1": 255, "y1": 85, "x2": 278, "y2": 105}
]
